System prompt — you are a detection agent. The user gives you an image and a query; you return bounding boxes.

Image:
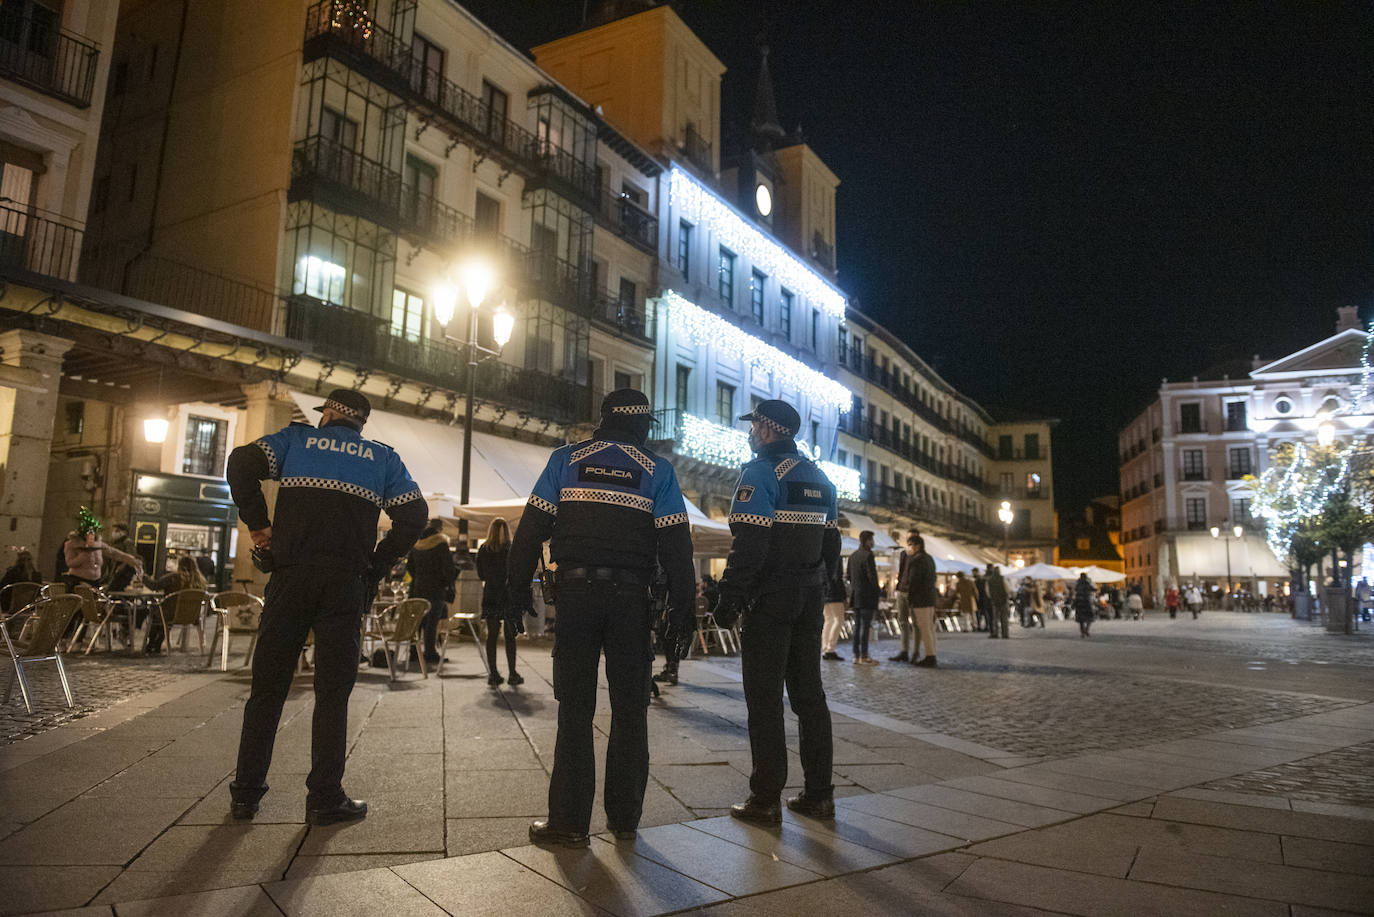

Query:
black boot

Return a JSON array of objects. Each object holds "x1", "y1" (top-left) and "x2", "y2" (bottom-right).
[
  {"x1": 529, "y1": 820, "x2": 590, "y2": 848},
  {"x1": 730, "y1": 796, "x2": 782, "y2": 825}
]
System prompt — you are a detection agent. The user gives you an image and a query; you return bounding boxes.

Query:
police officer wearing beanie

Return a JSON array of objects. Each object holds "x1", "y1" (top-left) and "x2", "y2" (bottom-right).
[
  {"x1": 225, "y1": 389, "x2": 426, "y2": 825},
  {"x1": 715, "y1": 399, "x2": 841, "y2": 825},
  {"x1": 508, "y1": 389, "x2": 696, "y2": 847}
]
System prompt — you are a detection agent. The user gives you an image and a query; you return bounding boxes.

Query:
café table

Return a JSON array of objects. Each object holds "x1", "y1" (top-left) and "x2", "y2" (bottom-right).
[{"x1": 105, "y1": 588, "x2": 164, "y2": 654}]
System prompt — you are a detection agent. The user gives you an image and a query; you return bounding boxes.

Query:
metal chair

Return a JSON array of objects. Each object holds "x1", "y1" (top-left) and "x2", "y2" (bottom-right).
[
  {"x1": 367, "y1": 597, "x2": 429, "y2": 681},
  {"x1": 0, "y1": 581, "x2": 45, "y2": 615},
  {"x1": 2, "y1": 594, "x2": 83, "y2": 713},
  {"x1": 206, "y1": 592, "x2": 264, "y2": 671},
  {"x1": 435, "y1": 607, "x2": 488, "y2": 676},
  {"x1": 156, "y1": 589, "x2": 211, "y2": 654},
  {"x1": 69, "y1": 583, "x2": 120, "y2": 654}
]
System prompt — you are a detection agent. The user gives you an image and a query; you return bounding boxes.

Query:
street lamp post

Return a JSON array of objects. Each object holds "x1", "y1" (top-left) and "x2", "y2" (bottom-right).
[
  {"x1": 998, "y1": 500, "x2": 1013, "y2": 564},
  {"x1": 433, "y1": 259, "x2": 513, "y2": 507},
  {"x1": 1210, "y1": 523, "x2": 1244, "y2": 608}
]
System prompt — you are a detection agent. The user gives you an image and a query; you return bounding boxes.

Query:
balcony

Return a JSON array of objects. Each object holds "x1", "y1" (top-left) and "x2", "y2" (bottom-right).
[
  {"x1": 587, "y1": 287, "x2": 653, "y2": 344},
  {"x1": 79, "y1": 248, "x2": 276, "y2": 332},
  {"x1": 1180, "y1": 467, "x2": 1210, "y2": 482},
  {"x1": 0, "y1": 11, "x2": 99, "y2": 108},
  {"x1": 595, "y1": 189, "x2": 657, "y2": 254},
  {"x1": 838, "y1": 414, "x2": 997, "y2": 496},
  {"x1": 301, "y1": 1, "x2": 596, "y2": 205},
  {"x1": 681, "y1": 123, "x2": 712, "y2": 174},
  {"x1": 995, "y1": 447, "x2": 1043, "y2": 461},
  {"x1": 290, "y1": 136, "x2": 404, "y2": 228},
  {"x1": 0, "y1": 202, "x2": 82, "y2": 282},
  {"x1": 283, "y1": 295, "x2": 590, "y2": 423},
  {"x1": 863, "y1": 483, "x2": 1003, "y2": 541},
  {"x1": 811, "y1": 231, "x2": 834, "y2": 272}
]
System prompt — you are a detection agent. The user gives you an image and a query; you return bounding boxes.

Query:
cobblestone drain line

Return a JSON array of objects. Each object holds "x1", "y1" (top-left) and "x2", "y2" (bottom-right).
[
  {"x1": 711, "y1": 656, "x2": 1354, "y2": 758},
  {"x1": 0, "y1": 654, "x2": 226, "y2": 744},
  {"x1": 1200, "y1": 739, "x2": 1374, "y2": 808}
]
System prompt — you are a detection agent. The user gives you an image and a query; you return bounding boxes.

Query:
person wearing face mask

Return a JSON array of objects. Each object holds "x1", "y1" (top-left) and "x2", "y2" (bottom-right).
[
  {"x1": 224, "y1": 388, "x2": 426, "y2": 827},
  {"x1": 713, "y1": 400, "x2": 841, "y2": 826}
]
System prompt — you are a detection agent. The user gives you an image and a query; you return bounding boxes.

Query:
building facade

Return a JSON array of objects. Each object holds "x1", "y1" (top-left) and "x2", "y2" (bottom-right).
[
  {"x1": 1119, "y1": 308, "x2": 1366, "y2": 602},
  {"x1": 1, "y1": 0, "x2": 1059, "y2": 586}
]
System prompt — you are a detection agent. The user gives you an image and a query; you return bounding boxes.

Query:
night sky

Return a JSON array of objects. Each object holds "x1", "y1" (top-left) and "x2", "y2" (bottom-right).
[{"x1": 463, "y1": 0, "x2": 1374, "y2": 513}]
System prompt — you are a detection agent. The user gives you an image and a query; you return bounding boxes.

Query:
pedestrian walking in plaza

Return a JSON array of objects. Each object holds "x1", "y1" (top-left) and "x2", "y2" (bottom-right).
[
  {"x1": 507, "y1": 389, "x2": 696, "y2": 848},
  {"x1": 905, "y1": 534, "x2": 939, "y2": 666},
  {"x1": 1028, "y1": 579, "x2": 1046, "y2": 627},
  {"x1": 1165, "y1": 585, "x2": 1180, "y2": 619},
  {"x1": 954, "y1": 569, "x2": 977, "y2": 631},
  {"x1": 1074, "y1": 572, "x2": 1098, "y2": 637},
  {"x1": 821, "y1": 560, "x2": 847, "y2": 661},
  {"x1": 1185, "y1": 583, "x2": 1203, "y2": 619},
  {"x1": 226, "y1": 388, "x2": 426, "y2": 826},
  {"x1": 476, "y1": 518, "x2": 523, "y2": 686},
  {"x1": 1126, "y1": 585, "x2": 1144, "y2": 619},
  {"x1": 889, "y1": 533, "x2": 917, "y2": 661},
  {"x1": 986, "y1": 563, "x2": 1010, "y2": 638},
  {"x1": 848, "y1": 531, "x2": 880, "y2": 665},
  {"x1": 973, "y1": 568, "x2": 991, "y2": 631},
  {"x1": 407, "y1": 518, "x2": 456, "y2": 668},
  {"x1": 712, "y1": 399, "x2": 841, "y2": 826},
  {"x1": 1015, "y1": 578, "x2": 1032, "y2": 628}
]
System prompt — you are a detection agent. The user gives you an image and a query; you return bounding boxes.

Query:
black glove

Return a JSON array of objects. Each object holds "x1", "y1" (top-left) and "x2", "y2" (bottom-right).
[
  {"x1": 508, "y1": 582, "x2": 535, "y2": 616},
  {"x1": 713, "y1": 590, "x2": 745, "y2": 630},
  {"x1": 669, "y1": 611, "x2": 696, "y2": 662},
  {"x1": 367, "y1": 554, "x2": 392, "y2": 586}
]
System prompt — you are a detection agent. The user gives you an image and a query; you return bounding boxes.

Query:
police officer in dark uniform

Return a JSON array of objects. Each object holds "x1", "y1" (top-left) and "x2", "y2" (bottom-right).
[
  {"x1": 508, "y1": 389, "x2": 696, "y2": 847},
  {"x1": 714, "y1": 399, "x2": 840, "y2": 824},
  {"x1": 226, "y1": 389, "x2": 426, "y2": 825}
]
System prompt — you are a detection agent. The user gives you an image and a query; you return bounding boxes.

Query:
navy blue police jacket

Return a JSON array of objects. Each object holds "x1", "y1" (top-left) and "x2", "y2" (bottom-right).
[
  {"x1": 507, "y1": 431, "x2": 696, "y2": 620},
  {"x1": 718, "y1": 440, "x2": 841, "y2": 601},
  {"x1": 226, "y1": 420, "x2": 427, "y2": 573}
]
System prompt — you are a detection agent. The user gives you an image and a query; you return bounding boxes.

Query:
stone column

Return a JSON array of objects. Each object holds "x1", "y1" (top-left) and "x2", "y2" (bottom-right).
[
  {"x1": 229, "y1": 382, "x2": 297, "y2": 593},
  {"x1": 0, "y1": 329, "x2": 73, "y2": 561}
]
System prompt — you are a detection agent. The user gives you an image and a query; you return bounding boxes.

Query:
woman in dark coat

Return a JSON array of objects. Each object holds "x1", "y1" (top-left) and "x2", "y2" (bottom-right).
[
  {"x1": 0, "y1": 549, "x2": 43, "y2": 612},
  {"x1": 1073, "y1": 573, "x2": 1098, "y2": 638},
  {"x1": 406, "y1": 518, "x2": 456, "y2": 665},
  {"x1": 475, "y1": 517, "x2": 521, "y2": 686}
]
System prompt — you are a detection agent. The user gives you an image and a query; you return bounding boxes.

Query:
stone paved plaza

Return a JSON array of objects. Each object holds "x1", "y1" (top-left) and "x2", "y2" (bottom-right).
[{"x1": 0, "y1": 612, "x2": 1371, "y2": 915}]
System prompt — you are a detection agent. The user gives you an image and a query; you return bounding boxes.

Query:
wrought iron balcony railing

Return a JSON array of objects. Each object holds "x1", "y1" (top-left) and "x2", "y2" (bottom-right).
[
  {"x1": 80, "y1": 247, "x2": 276, "y2": 332},
  {"x1": 595, "y1": 189, "x2": 657, "y2": 254},
  {"x1": 0, "y1": 11, "x2": 98, "y2": 107},
  {"x1": 588, "y1": 287, "x2": 654, "y2": 343},
  {"x1": 0, "y1": 201, "x2": 82, "y2": 282}
]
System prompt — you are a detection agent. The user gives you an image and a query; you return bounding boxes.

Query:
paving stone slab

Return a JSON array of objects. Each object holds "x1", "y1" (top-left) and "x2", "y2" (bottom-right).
[
  {"x1": 686, "y1": 815, "x2": 897, "y2": 876},
  {"x1": 179, "y1": 774, "x2": 308, "y2": 825},
  {"x1": 1147, "y1": 739, "x2": 1307, "y2": 769},
  {"x1": 1166, "y1": 787, "x2": 1292, "y2": 810},
  {"x1": 283, "y1": 852, "x2": 441, "y2": 878},
  {"x1": 649, "y1": 763, "x2": 748, "y2": 810},
  {"x1": 0, "y1": 795, "x2": 198, "y2": 866},
  {"x1": 940, "y1": 775, "x2": 1116, "y2": 815},
  {"x1": 442, "y1": 736, "x2": 544, "y2": 770},
  {"x1": 1129, "y1": 845, "x2": 1374, "y2": 912},
  {"x1": 393, "y1": 850, "x2": 602, "y2": 916},
  {"x1": 109, "y1": 884, "x2": 283, "y2": 917},
  {"x1": 989, "y1": 766, "x2": 1152, "y2": 802},
  {"x1": 831, "y1": 763, "x2": 944, "y2": 791},
  {"x1": 945, "y1": 855, "x2": 1287, "y2": 917},
  {"x1": 11, "y1": 906, "x2": 112, "y2": 917},
  {"x1": 296, "y1": 805, "x2": 444, "y2": 856},
  {"x1": 1150, "y1": 796, "x2": 1374, "y2": 844},
  {"x1": 1281, "y1": 835, "x2": 1374, "y2": 876},
  {"x1": 780, "y1": 805, "x2": 965, "y2": 859},
  {"x1": 444, "y1": 768, "x2": 549, "y2": 818},
  {"x1": 1105, "y1": 800, "x2": 1155, "y2": 817},
  {"x1": 837, "y1": 792, "x2": 1024, "y2": 841},
  {"x1": 616, "y1": 822, "x2": 821, "y2": 896},
  {"x1": 1290, "y1": 799, "x2": 1374, "y2": 821},
  {"x1": 444, "y1": 817, "x2": 534, "y2": 857},
  {"x1": 0, "y1": 865, "x2": 121, "y2": 916},
  {"x1": 82, "y1": 755, "x2": 229, "y2": 799},
  {"x1": 1031, "y1": 753, "x2": 1208, "y2": 790},
  {"x1": 265, "y1": 866, "x2": 445, "y2": 916},
  {"x1": 93, "y1": 868, "x2": 278, "y2": 904},
  {"x1": 886, "y1": 784, "x2": 1079, "y2": 827},
  {"x1": 505, "y1": 837, "x2": 728, "y2": 915},
  {"x1": 125, "y1": 824, "x2": 304, "y2": 874}
]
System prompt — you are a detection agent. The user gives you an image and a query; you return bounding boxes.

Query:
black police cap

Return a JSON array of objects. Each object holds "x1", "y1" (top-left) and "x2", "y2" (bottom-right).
[
  {"x1": 738, "y1": 399, "x2": 801, "y2": 437},
  {"x1": 313, "y1": 388, "x2": 371, "y2": 423},
  {"x1": 600, "y1": 388, "x2": 652, "y2": 418}
]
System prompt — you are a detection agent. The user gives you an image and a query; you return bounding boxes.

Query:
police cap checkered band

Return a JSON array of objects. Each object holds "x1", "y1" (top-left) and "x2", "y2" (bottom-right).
[
  {"x1": 738, "y1": 399, "x2": 801, "y2": 437},
  {"x1": 313, "y1": 388, "x2": 371, "y2": 422},
  {"x1": 600, "y1": 388, "x2": 651, "y2": 418}
]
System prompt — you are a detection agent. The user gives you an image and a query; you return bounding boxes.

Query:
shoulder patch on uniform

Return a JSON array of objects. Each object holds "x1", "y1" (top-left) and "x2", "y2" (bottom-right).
[
  {"x1": 773, "y1": 457, "x2": 799, "y2": 480},
  {"x1": 735, "y1": 485, "x2": 755, "y2": 503},
  {"x1": 570, "y1": 441, "x2": 613, "y2": 463},
  {"x1": 617, "y1": 444, "x2": 656, "y2": 475}
]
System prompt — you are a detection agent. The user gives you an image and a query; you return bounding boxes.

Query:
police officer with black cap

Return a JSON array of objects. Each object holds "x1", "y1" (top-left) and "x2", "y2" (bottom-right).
[
  {"x1": 714, "y1": 399, "x2": 841, "y2": 824},
  {"x1": 508, "y1": 389, "x2": 696, "y2": 847},
  {"x1": 225, "y1": 388, "x2": 427, "y2": 825}
]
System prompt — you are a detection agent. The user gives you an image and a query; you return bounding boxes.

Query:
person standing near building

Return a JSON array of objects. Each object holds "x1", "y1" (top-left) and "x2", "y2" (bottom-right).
[
  {"x1": 954, "y1": 569, "x2": 977, "y2": 631},
  {"x1": 1074, "y1": 572, "x2": 1098, "y2": 637},
  {"x1": 906, "y1": 535, "x2": 938, "y2": 666},
  {"x1": 476, "y1": 517, "x2": 521, "y2": 686},
  {"x1": 820, "y1": 558, "x2": 847, "y2": 661},
  {"x1": 973, "y1": 567, "x2": 991, "y2": 631},
  {"x1": 985, "y1": 563, "x2": 1009, "y2": 638},
  {"x1": 507, "y1": 389, "x2": 696, "y2": 848},
  {"x1": 1165, "y1": 585, "x2": 1180, "y2": 619},
  {"x1": 712, "y1": 400, "x2": 841, "y2": 825},
  {"x1": 889, "y1": 534, "x2": 918, "y2": 662},
  {"x1": 848, "y1": 531, "x2": 880, "y2": 665},
  {"x1": 226, "y1": 389, "x2": 426, "y2": 826},
  {"x1": 407, "y1": 518, "x2": 456, "y2": 667}
]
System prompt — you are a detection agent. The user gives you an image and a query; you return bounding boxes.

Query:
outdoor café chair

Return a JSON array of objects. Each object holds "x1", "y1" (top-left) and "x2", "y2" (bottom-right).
[
  {"x1": 1, "y1": 594, "x2": 83, "y2": 713},
  {"x1": 69, "y1": 583, "x2": 120, "y2": 655},
  {"x1": 156, "y1": 589, "x2": 211, "y2": 654},
  {"x1": 206, "y1": 592, "x2": 264, "y2": 671},
  {"x1": 0, "y1": 581, "x2": 45, "y2": 616},
  {"x1": 436, "y1": 605, "x2": 488, "y2": 676},
  {"x1": 369, "y1": 597, "x2": 429, "y2": 681}
]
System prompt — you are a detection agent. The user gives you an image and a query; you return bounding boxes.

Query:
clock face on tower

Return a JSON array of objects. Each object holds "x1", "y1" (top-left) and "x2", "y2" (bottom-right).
[{"x1": 755, "y1": 182, "x2": 772, "y2": 217}]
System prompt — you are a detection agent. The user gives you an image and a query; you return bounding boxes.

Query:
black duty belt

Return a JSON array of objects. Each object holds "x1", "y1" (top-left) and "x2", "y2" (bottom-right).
[{"x1": 556, "y1": 566, "x2": 647, "y2": 587}]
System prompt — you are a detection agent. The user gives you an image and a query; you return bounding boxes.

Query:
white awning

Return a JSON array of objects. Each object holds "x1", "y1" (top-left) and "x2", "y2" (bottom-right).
[
  {"x1": 922, "y1": 533, "x2": 986, "y2": 568},
  {"x1": 1172, "y1": 533, "x2": 1287, "y2": 579},
  {"x1": 839, "y1": 512, "x2": 898, "y2": 550}
]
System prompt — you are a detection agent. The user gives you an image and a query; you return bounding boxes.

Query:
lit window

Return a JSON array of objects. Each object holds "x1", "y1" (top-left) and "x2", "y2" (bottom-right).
[
  {"x1": 297, "y1": 255, "x2": 346, "y2": 304},
  {"x1": 390, "y1": 289, "x2": 425, "y2": 341}
]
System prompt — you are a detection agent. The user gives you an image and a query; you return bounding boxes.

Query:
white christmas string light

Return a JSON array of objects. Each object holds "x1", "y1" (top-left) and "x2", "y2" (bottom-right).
[
  {"x1": 662, "y1": 291, "x2": 852, "y2": 413},
  {"x1": 675, "y1": 412, "x2": 861, "y2": 501},
  {"x1": 670, "y1": 168, "x2": 847, "y2": 319}
]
